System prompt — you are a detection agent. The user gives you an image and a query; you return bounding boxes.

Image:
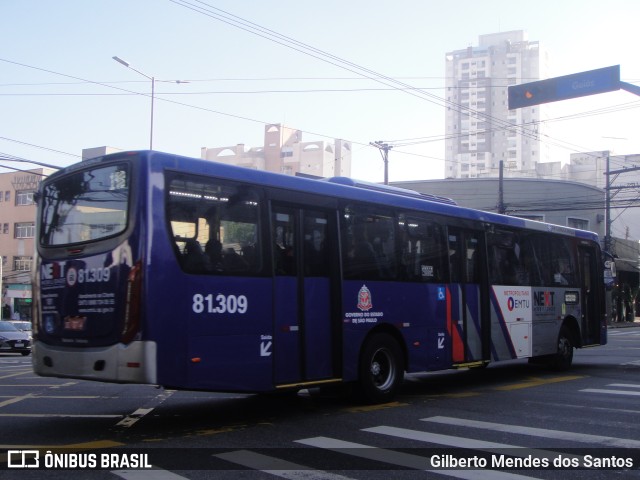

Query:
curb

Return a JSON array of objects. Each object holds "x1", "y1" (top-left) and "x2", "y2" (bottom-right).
[{"x1": 608, "y1": 321, "x2": 640, "y2": 328}]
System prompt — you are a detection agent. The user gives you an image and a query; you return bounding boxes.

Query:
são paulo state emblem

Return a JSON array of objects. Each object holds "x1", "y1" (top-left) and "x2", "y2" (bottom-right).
[{"x1": 357, "y1": 285, "x2": 373, "y2": 311}]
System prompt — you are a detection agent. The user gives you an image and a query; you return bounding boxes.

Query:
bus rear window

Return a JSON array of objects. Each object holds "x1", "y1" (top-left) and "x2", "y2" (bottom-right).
[{"x1": 40, "y1": 164, "x2": 130, "y2": 246}]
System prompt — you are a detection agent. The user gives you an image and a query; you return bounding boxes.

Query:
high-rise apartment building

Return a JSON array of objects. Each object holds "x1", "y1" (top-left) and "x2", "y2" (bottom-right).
[{"x1": 445, "y1": 31, "x2": 551, "y2": 178}]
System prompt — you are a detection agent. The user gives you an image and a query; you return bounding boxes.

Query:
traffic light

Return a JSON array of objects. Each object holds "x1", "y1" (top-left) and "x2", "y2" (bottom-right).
[{"x1": 508, "y1": 81, "x2": 556, "y2": 109}]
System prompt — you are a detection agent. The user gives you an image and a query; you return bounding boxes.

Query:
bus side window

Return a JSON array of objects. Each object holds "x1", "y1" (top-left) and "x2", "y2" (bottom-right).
[
  {"x1": 532, "y1": 236, "x2": 576, "y2": 286},
  {"x1": 487, "y1": 230, "x2": 529, "y2": 285},
  {"x1": 464, "y1": 234, "x2": 480, "y2": 283},
  {"x1": 555, "y1": 239, "x2": 576, "y2": 286},
  {"x1": 342, "y1": 205, "x2": 396, "y2": 280},
  {"x1": 448, "y1": 232, "x2": 461, "y2": 283},
  {"x1": 182, "y1": 238, "x2": 211, "y2": 273},
  {"x1": 167, "y1": 174, "x2": 261, "y2": 275},
  {"x1": 449, "y1": 229, "x2": 481, "y2": 284},
  {"x1": 488, "y1": 234, "x2": 509, "y2": 285},
  {"x1": 273, "y1": 209, "x2": 297, "y2": 276},
  {"x1": 349, "y1": 223, "x2": 378, "y2": 279},
  {"x1": 304, "y1": 211, "x2": 329, "y2": 277},
  {"x1": 400, "y1": 214, "x2": 447, "y2": 282}
]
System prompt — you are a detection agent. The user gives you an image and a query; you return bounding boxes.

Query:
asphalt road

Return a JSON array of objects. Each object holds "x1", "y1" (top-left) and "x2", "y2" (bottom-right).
[{"x1": 1, "y1": 324, "x2": 639, "y2": 479}]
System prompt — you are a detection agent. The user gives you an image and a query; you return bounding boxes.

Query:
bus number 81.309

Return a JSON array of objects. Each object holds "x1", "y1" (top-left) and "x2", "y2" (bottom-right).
[{"x1": 192, "y1": 294, "x2": 248, "y2": 314}]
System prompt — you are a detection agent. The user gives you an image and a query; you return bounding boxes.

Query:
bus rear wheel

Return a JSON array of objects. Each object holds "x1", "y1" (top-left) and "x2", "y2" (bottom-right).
[
  {"x1": 551, "y1": 326, "x2": 574, "y2": 370},
  {"x1": 358, "y1": 333, "x2": 404, "y2": 404}
]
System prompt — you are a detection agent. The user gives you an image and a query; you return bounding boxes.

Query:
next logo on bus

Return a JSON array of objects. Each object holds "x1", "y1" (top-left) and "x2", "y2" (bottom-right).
[
  {"x1": 41, "y1": 262, "x2": 66, "y2": 280},
  {"x1": 533, "y1": 291, "x2": 555, "y2": 307}
]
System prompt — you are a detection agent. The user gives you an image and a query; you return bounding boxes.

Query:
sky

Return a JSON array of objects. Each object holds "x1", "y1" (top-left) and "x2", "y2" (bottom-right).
[{"x1": 1, "y1": 0, "x2": 640, "y2": 183}]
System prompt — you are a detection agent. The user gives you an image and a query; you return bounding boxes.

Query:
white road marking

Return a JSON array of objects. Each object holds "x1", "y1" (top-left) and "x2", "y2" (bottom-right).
[
  {"x1": 115, "y1": 389, "x2": 175, "y2": 428},
  {"x1": 112, "y1": 470, "x2": 188, "y2": 480},
  {"x1": 216, "y1": 449, "x2": 357, "y2": 480},
  {"x1": 423, "y1": 415, "x2": 640, "y2": 448},
  {"x1": 296, "y1": 436, "x2": 541, "y2": 480}
]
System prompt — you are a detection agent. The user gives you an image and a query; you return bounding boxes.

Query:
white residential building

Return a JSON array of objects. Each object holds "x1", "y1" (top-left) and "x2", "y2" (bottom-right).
[{"x1": 445, "y1": 31, "x2": 552, "y2": 178}]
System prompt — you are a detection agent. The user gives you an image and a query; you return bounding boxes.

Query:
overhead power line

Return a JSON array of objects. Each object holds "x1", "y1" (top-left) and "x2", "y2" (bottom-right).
[
  {"x1": 0, "y1": 153, "x2": 61, "y2": 170},
  {"x1": 167, "y1": 0, "x2": 639, "y2": 177},
  {"x1": 3, "y1": 3, "x2": 637, "y2": 179},
  {"x1": 167, "y1": 1, "x2": 549, "y2": 145},
  {"x1": 0, "y1": 137, "x2": 79, "y2": 159}
]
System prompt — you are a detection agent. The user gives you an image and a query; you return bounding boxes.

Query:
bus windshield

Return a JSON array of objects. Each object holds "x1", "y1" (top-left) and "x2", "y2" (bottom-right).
[{"x1": 40, "y1": 163, "x2": 130, "y2": 246}]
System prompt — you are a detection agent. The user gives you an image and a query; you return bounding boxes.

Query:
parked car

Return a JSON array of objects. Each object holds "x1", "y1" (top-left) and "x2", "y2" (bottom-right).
[
  {"x1": 0, "y1": 321, "x2": 31, "y2": 356},
  {"x1": 8, "y1": 320, "x2": 32, "y2": 335}
]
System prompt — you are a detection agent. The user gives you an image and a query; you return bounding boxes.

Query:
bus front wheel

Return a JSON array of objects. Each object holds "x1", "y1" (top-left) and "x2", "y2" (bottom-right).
[{"x1": 358, "y1": 333, "x2": 404, "y2": 404}]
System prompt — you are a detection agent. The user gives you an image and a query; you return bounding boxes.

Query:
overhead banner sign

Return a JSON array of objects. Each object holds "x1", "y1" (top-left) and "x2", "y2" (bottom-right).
[{"x1": 508, "y1": 65, "x2": 621, "y2": 109}]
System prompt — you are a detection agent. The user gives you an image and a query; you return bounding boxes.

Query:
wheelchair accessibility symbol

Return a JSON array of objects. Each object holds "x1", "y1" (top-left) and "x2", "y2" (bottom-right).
[{"x1": 437, "y1": 287, "x2": 446, "y2": 301}]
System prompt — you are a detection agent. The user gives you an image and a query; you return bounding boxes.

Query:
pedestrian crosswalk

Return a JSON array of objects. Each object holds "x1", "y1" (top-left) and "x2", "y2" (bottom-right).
[
  {"x1": 215, "y1": 450, "x2": 355, "y2": 480},
  {"x1": 581, "y1": 383, "x2": 640, "y2": 398},
  {"x1": 110, "y1": 329, "x2": 640, "y2": 480},
  {"x1": 100, "y1": 330, "x2": 640, "y2": 479},
  {"x1": 607, "y1": 329, "x2": 640, "y2": 337},
  {"x1": 204, "y1": 414, "x2": 639, "y2": 480},
  {"x1": 293, "y1": 436, "x2": 536, "y2": 480},
  {"x1": 112, "y1": 411, "x2": 639, "y2": 479}
]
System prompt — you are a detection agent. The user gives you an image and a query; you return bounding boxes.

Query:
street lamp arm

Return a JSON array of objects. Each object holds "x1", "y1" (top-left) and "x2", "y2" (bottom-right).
[
  {"x1": 112, "y1": 56, "x2": 153, "y2": 80},
  {"x1": 112, "y1": 55, "x2": 129, "y2": 67},
  {"x1": 112, "y1": 56, "x2": 188, "y2": 151},
  {"x1": 112, "y1": 55, "x2": 154, "y2": 149}
]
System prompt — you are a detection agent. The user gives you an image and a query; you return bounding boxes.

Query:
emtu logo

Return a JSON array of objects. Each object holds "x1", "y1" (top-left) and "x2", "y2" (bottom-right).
[{"x1": 507, "y1": 296, "x2": 530, "y2": 311}]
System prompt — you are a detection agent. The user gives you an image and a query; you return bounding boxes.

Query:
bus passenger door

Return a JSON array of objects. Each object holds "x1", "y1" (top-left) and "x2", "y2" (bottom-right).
[
  {"x1": 447, "y1": 228, "x2": 488, "y2": 364},
  {"x1": 578, "y1": 244, "x2": 601, "y2": 345},
  {"x1": 272, "y1": 205, "x2": 340, "y2": 386}
]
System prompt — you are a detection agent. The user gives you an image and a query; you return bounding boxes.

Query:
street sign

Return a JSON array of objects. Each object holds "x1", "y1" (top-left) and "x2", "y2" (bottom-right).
[{"x1": 508, "y1": 65, "x2": 620, "y2": 109}]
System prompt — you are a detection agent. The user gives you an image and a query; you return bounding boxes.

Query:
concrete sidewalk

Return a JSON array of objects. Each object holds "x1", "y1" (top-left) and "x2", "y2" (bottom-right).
[{"x1": 608, "y1": 319, "x2": 640, "y2": 328}]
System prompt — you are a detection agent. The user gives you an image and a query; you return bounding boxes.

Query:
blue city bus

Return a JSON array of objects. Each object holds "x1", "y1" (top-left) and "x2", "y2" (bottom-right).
[{"x1": 32, "y1": 150, "x2": 607, "y2": 403}]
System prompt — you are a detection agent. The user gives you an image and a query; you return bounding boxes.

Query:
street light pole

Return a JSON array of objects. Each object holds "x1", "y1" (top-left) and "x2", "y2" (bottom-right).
[
  {"x1": 150, "y1": 75, "x2": 154, "y2": 150},
  {"x1": 113, "y1": 56, "x2": 155, "y2": 150}
]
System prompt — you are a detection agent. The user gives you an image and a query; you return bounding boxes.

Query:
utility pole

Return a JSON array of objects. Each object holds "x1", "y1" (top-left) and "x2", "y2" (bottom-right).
[
  {"x1": 370, "y1": 141, "x2": 392, "y2": 185},
  {"x1": 604, "y1": 158, "x2": 640, "y2": 254},
  {"x1": 497, "y1": 160, "x2": 506, "y2": 214},
  {"x1": 605, "y1": 155, "x2": 611, "y2": 253}
]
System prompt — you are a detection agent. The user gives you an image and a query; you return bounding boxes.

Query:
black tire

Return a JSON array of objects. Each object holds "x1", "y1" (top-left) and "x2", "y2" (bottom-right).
[
  {"x1": 550, "y1": 325, "x2": 574, "y2": 370},
  {"x1": 358, "y1": 333, "x2": 404, "y2": 404}
]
